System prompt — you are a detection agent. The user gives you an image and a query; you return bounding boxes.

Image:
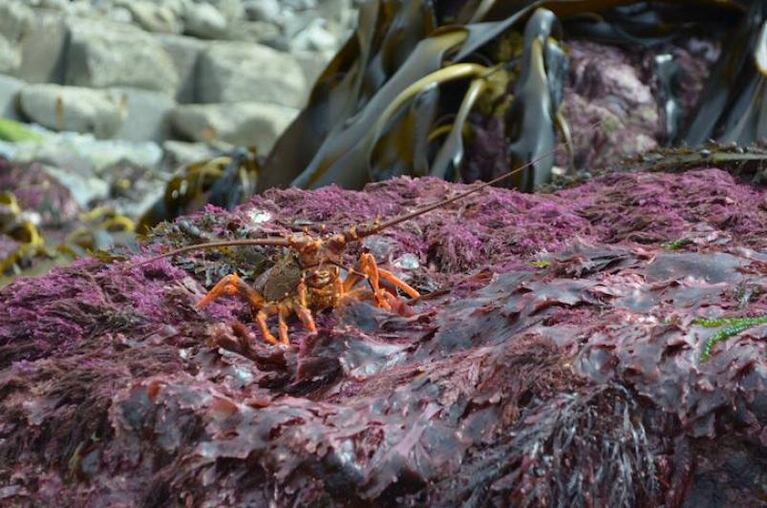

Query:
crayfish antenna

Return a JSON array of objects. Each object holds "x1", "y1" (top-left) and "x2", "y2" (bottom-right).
[
  {"x1": 135, "y1": 238, "x2": 293, "y2": 266},
  {"x1": 353, "y1": 118, "x2": 605, "y2": 239}
]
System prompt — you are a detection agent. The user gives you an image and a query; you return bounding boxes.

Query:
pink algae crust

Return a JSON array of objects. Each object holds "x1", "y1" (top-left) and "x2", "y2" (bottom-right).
[{"x1": 3, "y1": 169, "x2": 767, "y2": 506}]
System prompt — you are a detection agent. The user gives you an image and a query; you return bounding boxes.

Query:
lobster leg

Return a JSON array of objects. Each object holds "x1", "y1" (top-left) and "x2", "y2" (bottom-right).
[
  {"x1": 377, "y1": 268, "x2": 420, "y2": 298},
  {"x1": 197, "y1": 273, "x2": 285, "y2": 345},
  {"x1": 197, "y1": 273, "x2": 265, "y2": 310},
  {"x1": 277, "y1": 305, "x2": 290, "y2": 345},
  {"x1": 255, "y1": 308, "x2": 280, "y2": 345},
  {"x1": 295, "y1": 281, "x2": 318, "y2": 334},
  {"x1": 357, "y1": 253, "x2": 390, "y2": 310}
]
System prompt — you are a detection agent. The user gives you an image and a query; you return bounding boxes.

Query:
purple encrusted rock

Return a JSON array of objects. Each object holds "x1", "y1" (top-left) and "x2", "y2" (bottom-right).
[{"x1": 3, "y1": 169, "x2": 767, "y2": 506}]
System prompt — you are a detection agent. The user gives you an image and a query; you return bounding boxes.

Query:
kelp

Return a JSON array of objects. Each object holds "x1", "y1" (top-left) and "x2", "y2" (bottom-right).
[
  {"x1": 0, "y1": 159, "x2": 138, "y2": 285},
  {"x1": 264, "y1": 2, "x2": 562, "y2": 191},
  {"x1": 138, "y1": 147, "x2": 259, "y2": 233},
  {"x1": 260, "y1": 0, "x2": 749, "y2": 194},
  {"x1": 134, "y1": 0, "x2": 757, "y2": 223},
  {"x1": 684, "y1": 0, "x2": 767, "y2": 146}
]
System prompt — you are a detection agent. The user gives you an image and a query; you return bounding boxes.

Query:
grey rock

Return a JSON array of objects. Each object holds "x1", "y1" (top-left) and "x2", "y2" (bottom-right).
[
  {"x1": 293, "y1": 49, "x2": 334, "y2": 86},
  {"x1": 290, "y1": 18, "x2": 340, "y2": 52},
  {"x1": 156, "y1": 33, "x2": 206, "y2": 103},
  {"x1": 12, "y1": 8, "x2": 69, "y2": 83},
  {"x1": 106, "y1": 6, "x2": 135, "y2": 24},
  {"x1": 183, "y1": 2, "x2": 229, "y2": 39},
  {"x1": 0, "y1": 1, "x2": 34, "y2": 43},
  {"x1": 208, "y1": 0, "x2": 245, "y2": 21},
  {"x1": 228, "y1": 20, "x2": 281, "y2": 45},
  {"x1": 110, "y1": 87, "x2": 176, "y2": 142},
  {"x1": 197, "y1": 42, "x2": 307, "y2": 107},
  {"x1": 36, "y1": 0, "x2": 69, "y2": 9},
  {"x1": 162, "y1": 139, "x2": 218, "y2": 168},
  {"x1": 0, "y1": 74, "x2": 23, "y2": 120},
  {"x1": 123, "y1": 1, "x2": 184, "y2": 34},
  {"x1": 0, "y1": 35, "x2": 21, "y2": 74},
  {"x1": 317, "y1": 0, "x2": 354, "y2": 24},
  {"x1": 171, "y1": 101, "x2": 299, "y2": 153},
  {"x1": 66, "y1": 20, "x2": 179, "y2": 95},
  {"x1": 243, "y1": 0, "x2": 281, "y2": 22},
  {"x1": 19, "y1": 84, "x2": 125, "y2": 138}
]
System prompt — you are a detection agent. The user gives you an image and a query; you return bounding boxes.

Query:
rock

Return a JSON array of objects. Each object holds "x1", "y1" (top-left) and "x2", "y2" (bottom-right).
[
  {"x1": 0, "y1": 1, "x2": 34, "y2": 43},
  {"x1": 183, "y1": 2, "x2": 229, "y2": 39},
  {"x1": 123, "y1": 1, "x2": 184, "y2": 34},
  {"x1": 65, "y1": 19, "x2": 179, "y2": 95},
  {"x1": 208, "y1": 0, "x2": 246, "y2": 21},
  {"x1": 0, "y1": 75, "x2": 23, "y2": 120},
  {"x1": 171, "y1": 101, "x2": 299, "y2": 153},
  {"x1": 289, "y1": 17, "x2": 341, "y2": 52},
  {"x1": 0, "y1": 34, "x2": 21, "y2": 74},
  {"x1": 10, "y1": 171, "x2": 767, "y2": 505},
  {"x1": 19, "y1": 84, "x2": 125, "y2": 139},
  {"x1": 162, "y1": 139, "x2": 219, "y2": 168},
  {"x1": 294, "y1": 49, "x2": 334, "y2": 85},
  {"x1": 11, "y1": 8, "x2": 69, "y2": 83},
  {"x1": 228, "y1": 20, "x2": 282, "y2": 45},
  {"x1": 243, "y1": 0, "x2": 281, "y2": 22},
  {"x1": 110, "y1": 87, "x2": 176, "y2": 142},
  {"x1": 197, "y1": 42, "x2": 307, "y2": 107},
  {"x1": 155, "y1": 33, "x2": 206, "y2": 103},
  {"x1": 317, "y1": 0, "x2": 354, "y2": 25},
  {"x1": 36, "y1": 0, "x2": 69, "y2": 9}
]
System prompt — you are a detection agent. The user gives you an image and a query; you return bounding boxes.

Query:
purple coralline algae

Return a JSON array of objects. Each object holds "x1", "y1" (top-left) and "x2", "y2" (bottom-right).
[{"x1": 2, "y1": 169, "x2": 767, "y2": 506}]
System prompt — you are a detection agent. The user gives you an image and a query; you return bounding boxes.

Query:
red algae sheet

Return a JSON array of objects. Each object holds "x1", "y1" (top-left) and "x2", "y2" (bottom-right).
[{"x1": 3, "y1": 169, "x2": 767, "y2": 506}]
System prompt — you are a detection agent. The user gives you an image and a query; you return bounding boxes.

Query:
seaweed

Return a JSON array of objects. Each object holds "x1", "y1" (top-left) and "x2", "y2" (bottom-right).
[
  {"x1": 6, "y1": 169, "x2": 767, "y2": 504},
  {"x1": 695, "y1": 315, "x2": 767, "y2": 361}
]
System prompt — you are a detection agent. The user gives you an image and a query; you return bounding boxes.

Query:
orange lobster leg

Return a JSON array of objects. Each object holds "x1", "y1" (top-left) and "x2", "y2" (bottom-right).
[
  {"x1": 197, "y1": 273, "x2": 265, "y2": 310},
  {"x1": 255, "y1": 308, "x2": 280, "y2": 345},
  {"x1": 377, "y1": 268, "x2": 420, "y2": 298},
  {"x1": 357, "y1": 253, "x2": 390, "y2": 310}
]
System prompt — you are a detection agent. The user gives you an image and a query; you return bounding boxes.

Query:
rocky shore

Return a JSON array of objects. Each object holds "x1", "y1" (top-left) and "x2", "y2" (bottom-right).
[{"x1": 0, "y1": 0, "x2": 359, "y2": 201}]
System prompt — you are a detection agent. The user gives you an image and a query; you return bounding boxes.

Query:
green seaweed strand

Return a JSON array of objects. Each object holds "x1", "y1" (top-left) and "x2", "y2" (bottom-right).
[{"x1": 695, "y1": 316, "x2": 767, "y2": 361}]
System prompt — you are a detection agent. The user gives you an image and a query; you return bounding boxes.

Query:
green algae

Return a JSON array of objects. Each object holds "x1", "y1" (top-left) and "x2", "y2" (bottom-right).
[{"x1": 695, "y1": 315, "x2": 767, "y2": 361}]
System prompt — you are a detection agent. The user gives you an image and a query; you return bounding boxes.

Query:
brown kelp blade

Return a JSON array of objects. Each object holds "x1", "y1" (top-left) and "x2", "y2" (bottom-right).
[
  {"x1": 684, "y1": 0, "x2": 767, "y2": 146},
  {"x1": 262, "y1": 2, "x2": 539, "y2": 192}
]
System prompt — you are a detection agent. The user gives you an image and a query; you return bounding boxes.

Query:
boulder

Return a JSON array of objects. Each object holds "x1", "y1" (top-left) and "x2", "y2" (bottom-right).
[
  {"x1": 110, "y1": 87, "x2": 176, "y2": 142},
  {"x1": 197, "y1": 42, "x2": 307, "y2": 107},
  {"x1": 289, "y1": 18, "x2": 341, "y2": 52},
  {"x1": 11, "y1": 8, "x2": 69, "y2": 83},
  {"x1": 243, "y1": 0, "x2": 281, "y2": 22},
  {"x1": 19, "y1": 84, "x2": 125, "y2": 138},
  {"x1": 183, "y1": 2, "x2": 229, "y2": 39},
  {"x1": 171, "y1": 101, "x2": 299, "y2": 153},
  {"x1": 209, "y1": 0, "x2": 246, "y2": 21},
  {"x1": 0, "y1": 34, "x2": 21, "y2": 75},
  {"x1": 65, "y1": 20, "x2": 179, "y2": 95},
  {"x1": 8, "y1": 170, "x2": 767, "y2": 505},
  {"x1": 155, "y1": 33, "x2": 206, "y2": 103},
  {"x1": 162, "y1": 139, "x2": 219, "y2": 167},
  {"x1": 0, "y1": 74, "x2": 23, "y2": 120},
  {"x1": 227, "y1": 20, "x2": 282, "y2": 45},
  {"x1": 123, "y1": 1, "x2": 184, "y2": 34},
  {"x1": 294, "y1": 49, "x2": 334, "y2": 86},
  {"x1": 0, "y1": 1, "x2": 34, "y2": 43}
]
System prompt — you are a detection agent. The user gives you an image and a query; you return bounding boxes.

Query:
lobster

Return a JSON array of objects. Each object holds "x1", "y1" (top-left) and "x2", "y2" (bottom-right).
[{"x1": 138, "y1": 153, "x2": 556, "y2": 346}]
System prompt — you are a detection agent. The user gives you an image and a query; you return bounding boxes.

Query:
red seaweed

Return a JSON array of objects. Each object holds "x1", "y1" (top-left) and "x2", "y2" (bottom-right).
[{"x1": 3, "y1": 169, "x2": 767, "y2": 505}]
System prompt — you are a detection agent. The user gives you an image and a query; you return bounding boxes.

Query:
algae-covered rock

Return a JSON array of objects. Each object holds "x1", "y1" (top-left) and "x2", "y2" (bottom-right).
[{"x1": 3, "y1": 169, "x2": 767, "y2": 505}]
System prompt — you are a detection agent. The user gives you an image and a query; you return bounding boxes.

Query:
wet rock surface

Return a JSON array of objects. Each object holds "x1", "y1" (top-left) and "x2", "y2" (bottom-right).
[{"x1": 3, "y1": 168, "x2": 767, "y2": 505}]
